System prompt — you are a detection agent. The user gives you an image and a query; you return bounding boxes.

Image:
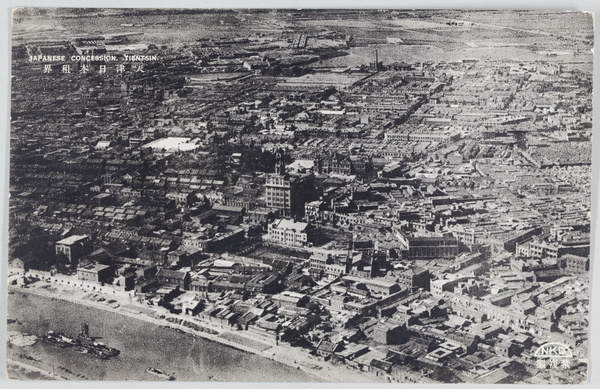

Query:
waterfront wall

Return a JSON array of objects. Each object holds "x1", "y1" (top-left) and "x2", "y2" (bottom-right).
[{"x1": 25, "y1": 270, "x2": 134, "y2": 301}]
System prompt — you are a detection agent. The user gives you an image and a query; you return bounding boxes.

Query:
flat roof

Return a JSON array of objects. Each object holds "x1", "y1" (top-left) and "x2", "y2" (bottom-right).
[
  {"x1": 56, "y1": 235, "x2": 88, "y2": 245},
  {"x1": 142, "y1": 137, "x2": 200, "y2": 152},
  {"x1": 79, "y1": 264, "x2": 110, "y2": 273}
]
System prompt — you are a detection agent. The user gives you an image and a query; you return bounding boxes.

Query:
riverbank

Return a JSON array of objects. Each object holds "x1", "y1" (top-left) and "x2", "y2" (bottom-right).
[
  {"x1": 6, "y1": 359, "x2": 66, "y2": 380},
  {"x1": 7, "y1": 284, "x2": 385, "y2": 382},
  {"x1": 7, "y1": 288, "x2": 318, "y2": 382}
]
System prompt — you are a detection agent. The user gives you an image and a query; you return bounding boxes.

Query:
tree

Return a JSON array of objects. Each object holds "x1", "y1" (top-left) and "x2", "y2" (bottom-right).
[{"x1": 281, "y1": 328, "x2": 313, "y2": 349}]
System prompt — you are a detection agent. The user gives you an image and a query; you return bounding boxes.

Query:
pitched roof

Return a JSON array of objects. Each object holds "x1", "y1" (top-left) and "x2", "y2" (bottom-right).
[{"x1": 316, "y1": 340, "x2": 341, "y2": 353}]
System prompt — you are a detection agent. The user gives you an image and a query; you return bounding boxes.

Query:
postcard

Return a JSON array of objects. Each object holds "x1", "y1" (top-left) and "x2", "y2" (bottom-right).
[{"x1": 6, "y1": 8, "x2": 593, "y2": 384}]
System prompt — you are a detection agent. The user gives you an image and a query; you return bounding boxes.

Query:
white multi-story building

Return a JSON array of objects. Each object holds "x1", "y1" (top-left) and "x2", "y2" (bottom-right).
[{"x1": 266, "y1": 218, "x2": 315, "y2": 247}]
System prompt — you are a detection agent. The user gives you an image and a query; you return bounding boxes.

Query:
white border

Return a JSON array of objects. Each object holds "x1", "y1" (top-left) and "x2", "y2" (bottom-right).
[{"x1": 1, "y1": 2, "x2": 598, "y2": 389}]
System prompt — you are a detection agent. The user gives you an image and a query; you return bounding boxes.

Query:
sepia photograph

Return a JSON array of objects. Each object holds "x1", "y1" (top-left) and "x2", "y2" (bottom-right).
[{"x1": 4, "y1": 6, "x2": 595, "y2": 385}]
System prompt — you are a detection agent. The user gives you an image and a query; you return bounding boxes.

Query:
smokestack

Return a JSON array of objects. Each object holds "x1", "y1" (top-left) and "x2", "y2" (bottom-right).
[{"x1": 375, "y1": 50, "x2": 378, "y2": 66}]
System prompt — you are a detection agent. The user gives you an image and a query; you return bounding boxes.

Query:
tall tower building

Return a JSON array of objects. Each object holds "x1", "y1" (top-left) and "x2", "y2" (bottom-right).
[
  {"x1": 275, "y1": 148, "x2": 286, "y2": 175},
  {"x1": 369, "y1": 49, "x2": 383, "y2": 72},
  {"x1": 265, "y1": 149, "x2": 315, "y2": 218}
]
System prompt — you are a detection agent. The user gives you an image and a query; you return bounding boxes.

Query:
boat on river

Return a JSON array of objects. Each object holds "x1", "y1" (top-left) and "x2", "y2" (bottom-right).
[
  {"x1": 146, "y1": 367, "x2": 175, "y2": 380},
  {"x1": 42, "y1": 323, "x2": 120, "y2": 359}
]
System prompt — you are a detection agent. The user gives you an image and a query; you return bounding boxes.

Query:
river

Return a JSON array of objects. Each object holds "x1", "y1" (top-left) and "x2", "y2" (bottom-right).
[{"x1": 7, "y1": 291, "x2": 318, "y2": 382}]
